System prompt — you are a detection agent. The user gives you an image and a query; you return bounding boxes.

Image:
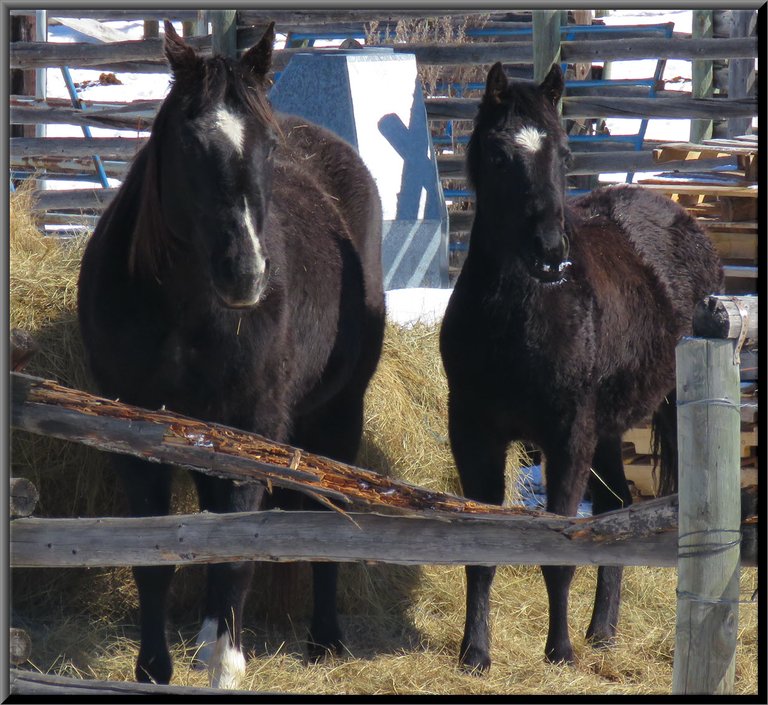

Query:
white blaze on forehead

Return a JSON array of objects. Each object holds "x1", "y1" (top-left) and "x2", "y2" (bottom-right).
[
  {"x1": 242, "y1": 200, "x2": 267, "y2": 275},
  {"x1": 215, "y1": 105, "x2": 245, "y2": 155},
  {"x1": 514, "y1": 126, "x2": 546, "y2": 153}
]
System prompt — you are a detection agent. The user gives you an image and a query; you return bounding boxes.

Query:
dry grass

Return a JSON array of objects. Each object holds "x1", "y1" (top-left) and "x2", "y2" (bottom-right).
[{"x1": 9, "y1": 190, "x2": 759, "y2": 695}]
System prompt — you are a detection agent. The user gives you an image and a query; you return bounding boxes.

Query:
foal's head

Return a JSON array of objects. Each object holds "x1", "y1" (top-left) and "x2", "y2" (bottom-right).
[
  {"x1": 132, "y1": 21, "x2": 279, "y2": 308},
  {"x1": 468, "y1": 63, "x2": 572, "y2": 283}
]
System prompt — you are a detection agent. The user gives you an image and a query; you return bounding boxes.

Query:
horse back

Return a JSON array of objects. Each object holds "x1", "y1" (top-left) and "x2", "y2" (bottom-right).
[
  {"x1": 570, "y1": 185, "x2": 724, "y2": 328},
  {"x1": 276, "y1": 114, "x2": 384, "y2": 314}
]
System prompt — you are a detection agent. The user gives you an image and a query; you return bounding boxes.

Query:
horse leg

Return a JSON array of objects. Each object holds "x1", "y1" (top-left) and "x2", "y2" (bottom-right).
[
  {"x1": 114, "y1": 456, "x2": 175, "y2": 684},
  {"x1": 448, "y1": 404, "x2": 507, "y2": 673},
  {"x1": 193, "y1": 473, "x2": 264, "y2": 688},
  {"x1": 189, "y1": 474, "x2": 247, "y2": 672},
  {"x1": 585, "y1": 434, "x2": 632, "y2": 648},
  {"x1": 540, "y1": 435, "x2": 594, "y2": 664},
  {"x1": 291, "y1": 384, "x2": 371, "y2": 661}
]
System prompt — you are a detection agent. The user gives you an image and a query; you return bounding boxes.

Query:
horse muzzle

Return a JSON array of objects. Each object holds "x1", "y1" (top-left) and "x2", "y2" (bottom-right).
[
  {"x1": 213, "y1": 257, "x2": 270, "y2": 308},
  {"x1": 529, "y1": 233, "x2": 571, "y2": 283}
]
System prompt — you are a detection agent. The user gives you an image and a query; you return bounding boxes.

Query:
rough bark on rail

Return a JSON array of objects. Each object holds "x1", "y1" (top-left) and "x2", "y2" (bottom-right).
[{"x1": 10, "y1": 372, "x2": 540, "y2": 517}]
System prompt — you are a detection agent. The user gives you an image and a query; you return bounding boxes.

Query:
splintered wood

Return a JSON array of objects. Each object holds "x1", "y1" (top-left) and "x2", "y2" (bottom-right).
[{"x1": 10, "y1": 372, "x2": 537, "y2": 518}]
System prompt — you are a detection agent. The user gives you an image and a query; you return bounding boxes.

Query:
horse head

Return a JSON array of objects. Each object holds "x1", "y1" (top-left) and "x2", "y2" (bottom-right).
[
  {"x1": 131, "y1": 21, "x2": 279, "y2": 308},
  {"x1": 468, "y1": 62, "x2": 573, "y2": 283}
]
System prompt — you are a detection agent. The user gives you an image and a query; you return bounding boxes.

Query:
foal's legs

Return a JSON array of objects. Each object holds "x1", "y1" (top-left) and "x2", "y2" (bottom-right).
[
  {"x1": 540, "y1": 433, "x2": 595, "y2": 664},
  {"x1": 448, "y1": 404, "x2": 507, "y2": 673},
  {"x1": 114, "y1": 456, "x2": 175, "y2": 684},
  {"x1": 585, "y1": 434, "x2": 632, "y2": 647},
  {"x1": 192, "y1": 473, "x2": 264, "y2": 688}
]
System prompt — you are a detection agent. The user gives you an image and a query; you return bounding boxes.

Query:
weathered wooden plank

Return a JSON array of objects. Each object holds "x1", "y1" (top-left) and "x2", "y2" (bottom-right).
[
  {"x1": 10, "y1": 35, "x2": 757, "y2": 72},
  {"x1": 9, "y1": 372, "x2": 541, "y2": 518},
  {"x1": 672, "y1": 338, "x2": 741, "y2": 694},
  {"x1": 9, "y1": 668, "x2": 268, "y2": 696},
  {"x1": 560, "y1": 36, "x2": 757, "y2": 62},
  {"x1": 692, "y1": 295, "x2": 758, "y2": 344},
  {"x1": 653, "y1": 141, "x2": 756, "y2": 159},
  {"x1": 634, "y1": 183, "x2": 756, "y2": 198},
  {"x1": 10, "y1": 102, "x2": 158, "y2": 130},
  {"x1": 10, "y1": 136, "x2": 146, "y2": 159},
  {"x1": 438, "y1": 152, "x2": 740, "y2": 180},
  {"x1": 28, "y1": 188, "x2": 118, "y2": 212},
  {"x1": 53, "y1": 17, "x2": 129, "y2": 43},
  {"x1": 12, "y1": 94, "x2": 756, "y2": 132},
  {"x1": 9, "y1": 502, "x2": 691, "y2": 569},
  {"x1": 211, "y1": 9, "x2": 238, "y2": 59},
  {"x1": 425, "y1": 95, "x2": 757, "y2": 121},
  {"x1": 10, "y1": 477, "x2": 39, "y2": 518},
  {"x1": 691, "y1": 9, "x2": 714, "y2": 143},
  {"x1": 725, "y1": 10, "x2": 756, "y2": 138},
  {"x1": 533, "y1": 10, "x2": 562, "y2": 83},
  {"x1": 10, "y1": 629, "x2": 31, "y2": 665},
  {"x1": 10, "y1": 155, "x2": 129, "y2": 180}
]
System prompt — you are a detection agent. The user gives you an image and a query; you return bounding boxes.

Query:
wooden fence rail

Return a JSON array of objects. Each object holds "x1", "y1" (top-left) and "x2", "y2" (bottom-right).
[
  {"x1": 9, "y1": 668, "x2": 268, "y2": 696},
  {"x1": 9, "y1": 368, "x2": 758, "y2": 571},
  {"x1": 9, "y1": 35, "x2": 757, "y2": 71}
]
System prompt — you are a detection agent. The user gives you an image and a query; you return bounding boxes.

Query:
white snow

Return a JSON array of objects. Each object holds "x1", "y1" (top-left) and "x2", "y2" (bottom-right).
[{"x1": 385, "y1": 288, "x2": 452, "y2": 327}]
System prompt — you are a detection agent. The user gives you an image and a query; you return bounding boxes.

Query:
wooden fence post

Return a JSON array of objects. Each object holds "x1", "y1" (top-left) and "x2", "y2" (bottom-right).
[
  {"x1": 691, "y1": 9, "x2": 713, "y2": 143},
  {"x1": 532, "y1": 10, "x2": 562, "y2": 83},
  {"x1": 672, "y1": 336, "x2": 741, "y2": 694},
  {"x1": 211, "y1": 10, "x2": 238, "y2": 59},
  {"x1": 726, "y1": 10, "x2": 755, "y2": 137}
]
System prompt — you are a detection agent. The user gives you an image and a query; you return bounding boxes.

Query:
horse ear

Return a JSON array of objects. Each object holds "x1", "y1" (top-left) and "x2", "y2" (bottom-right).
[
  {"x1": 163, "y1": 20, "x2": 197, "y2": 72},
  {"x1": 483, "y1": 62, "x2": 508, "y2": 104},
  {"x1": 539, "y1": 63, "x2": 564, "y2": 105},
  {"x1": 240, "y1": 21, "x2": 276, "y2": 77}
]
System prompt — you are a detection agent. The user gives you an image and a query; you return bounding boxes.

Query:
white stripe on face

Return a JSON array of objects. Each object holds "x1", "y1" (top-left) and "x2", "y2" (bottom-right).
[
  {"x1": 514, "y1": 126, "x2": 546, "y2": 153},
  {"x1": 242, "y1": 199, "x2": 267, "y2": 275},
  {"x1": 215, "y1": 105, "x2": 245, "y2": 155}
]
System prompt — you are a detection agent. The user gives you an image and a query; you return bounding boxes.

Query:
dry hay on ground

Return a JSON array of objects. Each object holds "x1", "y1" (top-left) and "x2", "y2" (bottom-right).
[{"x1": 9, "y1": 191, "x2": 758, "y2": 695}]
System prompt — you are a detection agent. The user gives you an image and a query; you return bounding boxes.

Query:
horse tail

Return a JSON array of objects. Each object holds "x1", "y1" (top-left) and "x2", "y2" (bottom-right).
[{"x1": 652, "y1": 391, "x2": 678, "y2": 495}]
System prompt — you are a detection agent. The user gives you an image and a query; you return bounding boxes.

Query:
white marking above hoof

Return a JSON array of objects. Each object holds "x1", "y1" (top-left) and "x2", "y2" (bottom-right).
[
  {"x1": 209, "y1": 633, "x2": 246, "y2": 689},
  {"x1": 191, "y1": 617, "x2": 217, "y2": 670}
]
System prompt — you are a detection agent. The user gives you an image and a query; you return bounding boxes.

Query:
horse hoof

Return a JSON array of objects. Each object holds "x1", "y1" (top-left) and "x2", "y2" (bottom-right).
[
  {"x1": 135, "y1": 656, "x2": 172, "y2": 685},
  {"x1": 544, "y1": 644, "x2": 575, "y2": 666},
  {"x1": 306, "y1": 637, "x2": 343, "y2": 663},
  {"x1": 459, "y1": 645, "x2": 491, "y2": 675},
  {"x1": 586, "y1": 630, "x2": 616, "y2": 650}
]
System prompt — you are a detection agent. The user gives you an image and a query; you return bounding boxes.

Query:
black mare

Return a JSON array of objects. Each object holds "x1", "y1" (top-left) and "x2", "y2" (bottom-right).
[
  {"x1": 439, "y1": 63, "x2": 723, "y2": 671},
  {"x1": 78, "y1": 22, "x2": 384, "y2": 687}
]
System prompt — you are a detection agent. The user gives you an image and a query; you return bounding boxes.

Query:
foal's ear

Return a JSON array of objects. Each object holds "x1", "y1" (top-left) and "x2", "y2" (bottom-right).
[
  {"x1": 539, "y1": 63, "x2": 564, "y2": 105},
  {"x1": 163, "y1": 20, "x2": 197, "y2": 73},
  {"x1": 240, "y1": 21, "x2": 276, "y2": 78},
  {"x1": 483, "y1": 62, "x2": 508, "y2": 104}
]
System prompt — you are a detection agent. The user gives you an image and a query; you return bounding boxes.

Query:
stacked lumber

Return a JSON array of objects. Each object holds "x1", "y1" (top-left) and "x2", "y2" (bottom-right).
[{"x1": 640, "y1": 135, "x2": 757, "y2": 293}]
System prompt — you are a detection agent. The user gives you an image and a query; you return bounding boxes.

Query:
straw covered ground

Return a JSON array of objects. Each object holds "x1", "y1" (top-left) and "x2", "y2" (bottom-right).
[{"x1": 9, "y1": 189, "x2": 758, "y2": 695}]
